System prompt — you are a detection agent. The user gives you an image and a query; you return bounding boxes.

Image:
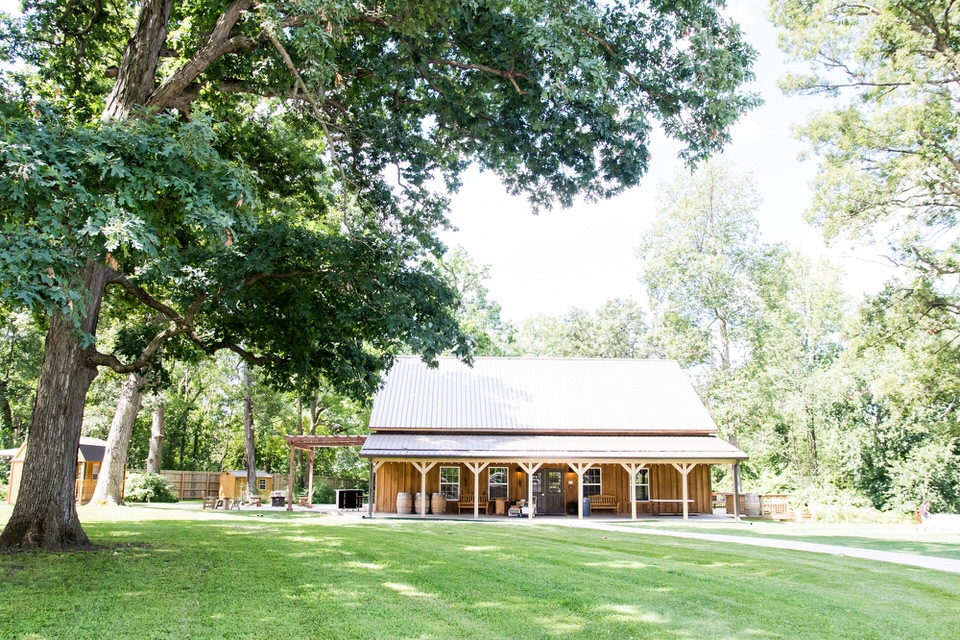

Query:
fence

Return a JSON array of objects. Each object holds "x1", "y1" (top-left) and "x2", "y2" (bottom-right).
[{"x1": 127, "y1": 470, "x2": 358, "y2": 500}]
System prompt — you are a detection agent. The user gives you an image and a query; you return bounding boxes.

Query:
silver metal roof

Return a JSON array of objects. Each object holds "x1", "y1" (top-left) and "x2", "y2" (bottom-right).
[
  {"x1": 369, "y1": 357, "x2": 718, "y2": 434},
  {"x1": 361, "y1": 433, "x2": 747, "y2": 462}
]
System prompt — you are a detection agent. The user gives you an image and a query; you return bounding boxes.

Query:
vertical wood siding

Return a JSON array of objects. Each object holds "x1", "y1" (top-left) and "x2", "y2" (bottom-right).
[{"x1": 375, "y1": 461, "x2": 713, "y2": 514}]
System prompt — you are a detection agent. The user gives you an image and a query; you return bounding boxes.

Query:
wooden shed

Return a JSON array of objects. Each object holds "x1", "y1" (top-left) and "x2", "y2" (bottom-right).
[
  {"x1": 361, "y1": 357, "x2": 748, "y2": 520},
  {"x1": 218, "y1": 470, "x2": 273, "y2": 499},
  {"x1": 6, "y1": 436, "x2": 125, "y2": 505}
]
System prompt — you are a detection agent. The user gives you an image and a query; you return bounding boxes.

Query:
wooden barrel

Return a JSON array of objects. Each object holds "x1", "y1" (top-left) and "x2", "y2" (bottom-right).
[
  {"x1": 396, "y1": 492, "x2": 412, "y2": 514},
  {"x1": 414, "y1": 492, "x2": 430, "y2": 514},
  {"x1": 431, "y1": 492, "x2": 446, "y2": 515},
  {"x1": 744, "y1": 493, "x2": 761, "y2": 517}
]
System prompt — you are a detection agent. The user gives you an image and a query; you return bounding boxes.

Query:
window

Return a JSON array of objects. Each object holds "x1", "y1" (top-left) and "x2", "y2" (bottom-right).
[
  {"x1": 259, "y1": 478, "x2": 267, "y2": 491},
  {"x1": 91, "y1": 463, "x2": 100, "y2": 480},
  {"x1": 634, "y1": 468, "x2": 650, "y2": 502},
  {"x1": 488, "y1": 467, "x2": 508, "y2": 499},
  {"x1": 439, "y1": 466, "x2": 460, "y2": 500},
  {"x1": 582, "y1": 468, "x2": 601, "y2": 496}
]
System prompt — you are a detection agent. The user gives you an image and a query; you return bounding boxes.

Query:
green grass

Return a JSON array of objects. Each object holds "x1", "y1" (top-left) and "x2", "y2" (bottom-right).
[
  {"x1": 623, "y1": 517, "x2": 960, "y2": 559},
  {"x1": 1, "y1": 504, "x2": 958, "y2": 640}
]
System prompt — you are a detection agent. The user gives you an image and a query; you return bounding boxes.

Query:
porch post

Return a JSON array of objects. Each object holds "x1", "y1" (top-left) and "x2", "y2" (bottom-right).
[
  {"x1": 569, "y1": 462, "x2": 593, "y2": 521},
  {"x1": 671, "y1": 462, "x2": 695, "y2": 521},
  {"x1": 517, "y1": 462, "x2": 543, "y2": 520},
  {"x1": 411, "y1": 461, "x2": 436, "y2": 517},
  {"x1": 306, "y1": 448, "x2": 315, "y2": 507},
  {"x1": 621, "y1": 462, "x2": 647, "y2": 521},
  {"x1": 732, "y1": 461, "x2": 741, "y2": 522},
  {"x1": 287, "y1": 444, "x2": 295, "y2": 511},
  {"x1": 368, "y1": 460, "x2": 384, "y2": 517},
  {"x1": 464, "y1": 462, "x2": 489, "y2": 520}
]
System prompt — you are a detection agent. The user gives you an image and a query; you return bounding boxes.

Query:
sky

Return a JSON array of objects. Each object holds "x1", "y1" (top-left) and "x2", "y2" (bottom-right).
[{"x1": 0, "y1": 0, "x2": 897, "y2": 323}]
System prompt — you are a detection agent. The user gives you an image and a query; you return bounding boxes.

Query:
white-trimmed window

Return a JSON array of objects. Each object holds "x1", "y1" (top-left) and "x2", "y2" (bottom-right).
[
  {"x1": 259, "y1": 478, "x2": 267, "y2": 491},
  {"x1": 634, "y1": 468, "x2": 650, "y2": 502},
  {"x1": 91, "y1": 463, "x2": 101, "y2": 480},
  {"x1": 582, "y1": 468, "x2": 601, "y2": 496},
  {"x1": 488, "y1": 467, "x2": 508, "y2": 499},
  {"x1": 440, "y1": 466, "x2": 460, "y2": 500}
]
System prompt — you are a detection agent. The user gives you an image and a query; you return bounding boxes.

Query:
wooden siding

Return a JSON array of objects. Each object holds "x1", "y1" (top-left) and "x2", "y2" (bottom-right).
[{"x1": 374, "y1": 461, "x2": 712, "y2": 514}]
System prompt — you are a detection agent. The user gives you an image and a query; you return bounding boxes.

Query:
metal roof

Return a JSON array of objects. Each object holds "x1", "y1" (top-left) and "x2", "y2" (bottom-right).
[
  {"x1": 223, "y1": 470, "x2": 273, "y2": 478},
  {"x1": 361, "y1": 433, "x2": 747, "y2": 463},
  {"x1": 369, "y1": 357, "x2": 718, "y2": 435}
]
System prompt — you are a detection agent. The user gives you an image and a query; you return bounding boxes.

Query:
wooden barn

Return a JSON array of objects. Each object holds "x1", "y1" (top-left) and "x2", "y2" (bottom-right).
[
  {"x1": 218, "y1": 470, "x2": 273, "y2": 500},
  {"x1": 360, "y1": 357, "x2": 748, "y2": 520},
  {"x1": 6, "y1": 436, "x2": 125, "y2": 505}
]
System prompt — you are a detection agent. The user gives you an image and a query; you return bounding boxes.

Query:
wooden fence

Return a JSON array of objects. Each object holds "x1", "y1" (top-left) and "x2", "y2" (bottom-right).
[{"x1": 127, "y1": 470, "x2": 359, "y2": 500}]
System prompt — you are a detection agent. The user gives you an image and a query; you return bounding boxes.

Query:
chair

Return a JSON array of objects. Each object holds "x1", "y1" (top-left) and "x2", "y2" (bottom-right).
[{"x1": 202, "y1": 494, "x2": 217, "y2": 510}]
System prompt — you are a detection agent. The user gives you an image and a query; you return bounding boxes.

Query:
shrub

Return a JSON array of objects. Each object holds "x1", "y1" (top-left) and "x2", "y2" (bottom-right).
[
  {"x1": 312, "y1": 484, "x2": 335, "y2": 505},
  {"x1": 124, "y1": 472, "x2": 179, "y2": 503}
]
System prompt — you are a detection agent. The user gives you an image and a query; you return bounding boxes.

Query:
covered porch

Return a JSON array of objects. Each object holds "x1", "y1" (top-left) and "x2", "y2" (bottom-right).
[{"x1": 362, "y1": 433, "x2": 748, "y2": 521}]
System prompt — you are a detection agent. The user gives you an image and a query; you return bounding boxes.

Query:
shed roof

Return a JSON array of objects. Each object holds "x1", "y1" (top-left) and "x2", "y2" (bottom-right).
[
  {"x1": 369, "y1": 357, "x2": 718, "y2": 435},
  {"x1": 361, "y1": 433, "x2": 747, "y2": 463},
  {"x1": 222, "y1": 470, "x2": 273, "y2": 478},
  {"x1": 78, "y1": 437, "x2": 108, "y2": 463}
]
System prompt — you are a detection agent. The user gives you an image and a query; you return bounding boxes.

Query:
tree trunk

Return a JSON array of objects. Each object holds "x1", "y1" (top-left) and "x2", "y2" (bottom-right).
[
  {"x1": 101, "y1": 0, "x2": 173, "y2": 121},
  {"x1": 0, "y1": 381, "x2": 13, "y2": 448},
  {"x1": 146, "y1": 398, "x2": 165, "y2": 473},
  {"x1": 89, "y1": 372, "x2": 146, "y2": 505},
  {"x1": 297, "y1": 395, "x2": 304, "y2": 489},
  {"x1": 0, "y1": 261, "x2": 107, "y2": 550},
  {"x1": 243, "y1": 362, "x2": 256, "y2": 499}
]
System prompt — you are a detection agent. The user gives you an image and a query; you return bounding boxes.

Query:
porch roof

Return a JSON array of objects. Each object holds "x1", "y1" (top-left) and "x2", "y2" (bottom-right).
[{"x1": 360, "y1": 433, "x2": 747, "y2": 463}]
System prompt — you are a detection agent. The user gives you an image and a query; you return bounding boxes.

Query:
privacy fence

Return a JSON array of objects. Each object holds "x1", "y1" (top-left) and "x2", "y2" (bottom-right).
[{"x1": 128, "y1": 470, "x2": 362, "y2": 500}]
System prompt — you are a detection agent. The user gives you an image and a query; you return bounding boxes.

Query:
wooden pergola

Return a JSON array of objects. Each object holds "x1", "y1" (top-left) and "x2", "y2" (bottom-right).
[{"x1": 282, "y1": 435, "x2": 367, "y2": 511}]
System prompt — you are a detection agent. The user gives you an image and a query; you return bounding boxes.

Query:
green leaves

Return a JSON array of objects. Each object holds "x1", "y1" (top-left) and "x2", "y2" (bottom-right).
[{"x1": 0, "y1": 101, "x2": 257, "y2": 327}]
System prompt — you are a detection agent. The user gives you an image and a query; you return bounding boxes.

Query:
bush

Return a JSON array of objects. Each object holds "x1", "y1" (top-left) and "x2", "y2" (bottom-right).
[
  {"x1": 124, "y1": 472, "x2": 179, "y2": 503},
  {"x1": 312, "y1": 484, "x2": 335, "y2": 505}
]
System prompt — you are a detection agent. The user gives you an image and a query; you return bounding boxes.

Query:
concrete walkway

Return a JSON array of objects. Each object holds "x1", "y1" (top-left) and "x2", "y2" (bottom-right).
[{"x1": 557, "y1": 518, "x2": 960, "y2": 575}]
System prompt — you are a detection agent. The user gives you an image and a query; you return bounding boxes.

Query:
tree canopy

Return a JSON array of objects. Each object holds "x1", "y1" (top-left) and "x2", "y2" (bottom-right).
[{"x1": 0, "y1": 0, "x2": 759, "y2": 550}]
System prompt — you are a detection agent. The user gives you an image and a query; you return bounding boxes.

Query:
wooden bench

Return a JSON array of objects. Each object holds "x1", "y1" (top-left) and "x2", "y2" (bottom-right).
[
  {"x1": 589, "y1": 495, "x2": 617, "y2": 513},
  {"x1": 202, "y1": 495, "x2": 218, "y2": 510},
  {"x1": 458, "y1": 493, "x2": 488, "y2": 514},
  {"x1": 298, "y1": 495, "x2": 312, "y2": 508},
  {"x1": 246, "y1": 493, "x2": 262, "y2": 507}
]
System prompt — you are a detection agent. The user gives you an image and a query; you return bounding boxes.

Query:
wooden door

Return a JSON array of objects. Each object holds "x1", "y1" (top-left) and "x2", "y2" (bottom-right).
[{"x1": 535, "y1": 468, "x2": 566, "y2": 515}]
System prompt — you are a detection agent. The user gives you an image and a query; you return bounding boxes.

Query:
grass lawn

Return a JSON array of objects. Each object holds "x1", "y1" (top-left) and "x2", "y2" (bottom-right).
[
  {"x1": 623, "y1": 517, "x2": 960, "y2": 560},
  {"x1": 1, "y1": 504, "x2": 958, "y2": 640}
]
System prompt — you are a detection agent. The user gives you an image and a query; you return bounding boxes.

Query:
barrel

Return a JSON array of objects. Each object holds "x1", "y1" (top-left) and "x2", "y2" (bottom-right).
[
  {"x1": 744, "y1": 493, "x2": 761, "y2": 517},
  {"x1": 431, "y1": 492, "x2": 446, "y2": 515},
  {"x1": 396, "y1": 492, "x2": 412, "y2": 514},
  {"x1": 414, "y1": 492, "x2": 430, "y2": 514}
]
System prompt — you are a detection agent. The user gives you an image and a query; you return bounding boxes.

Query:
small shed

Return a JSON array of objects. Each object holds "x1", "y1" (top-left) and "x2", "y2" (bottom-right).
[
  {"x1": 6, "y1": 436, "x2": 125, "y2": 505},
  {"x1": 219, "y1": 470, "x2": 272, "y2": 499}
]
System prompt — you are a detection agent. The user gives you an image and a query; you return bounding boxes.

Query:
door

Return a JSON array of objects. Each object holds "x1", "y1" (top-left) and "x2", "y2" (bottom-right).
[{"x1": 534, "y1": 468, "x2": 566, "y2": 515}]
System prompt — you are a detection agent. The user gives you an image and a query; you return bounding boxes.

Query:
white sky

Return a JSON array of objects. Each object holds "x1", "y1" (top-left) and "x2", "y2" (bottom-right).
[{"x1": 0, "y1": 0, "x2": 897, "y2": 322}]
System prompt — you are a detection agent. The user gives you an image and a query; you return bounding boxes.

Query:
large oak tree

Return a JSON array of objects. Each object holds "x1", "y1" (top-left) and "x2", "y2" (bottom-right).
[{"x1": 0, "y1": 0, "x2": 757, "y2": 550}]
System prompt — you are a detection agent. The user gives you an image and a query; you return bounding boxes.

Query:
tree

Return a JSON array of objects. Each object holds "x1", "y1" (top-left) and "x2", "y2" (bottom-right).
[
  {"x1": 772, "y1": 0, "x2": 960, "y2": 330},
  {"x1": 0, "y1": 0, "x2": 757, "y2": 550},
  {"x1": 638, "y1": 159, "x2": 764, "y2": 369},
  {"x1": 516, "y1": 298, "x2": 651, "y2": 358},
  {"x1": 438, "y1": 247, "x2": 516, "y2": 356},
  {"x1": 88, "y1": 371, "x2": 147, "y2": 505}
]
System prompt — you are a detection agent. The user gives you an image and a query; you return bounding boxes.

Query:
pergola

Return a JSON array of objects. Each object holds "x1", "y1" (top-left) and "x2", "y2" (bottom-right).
[{"x1": 282, "y1": 435, "x2": 367, "y2": 510}]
